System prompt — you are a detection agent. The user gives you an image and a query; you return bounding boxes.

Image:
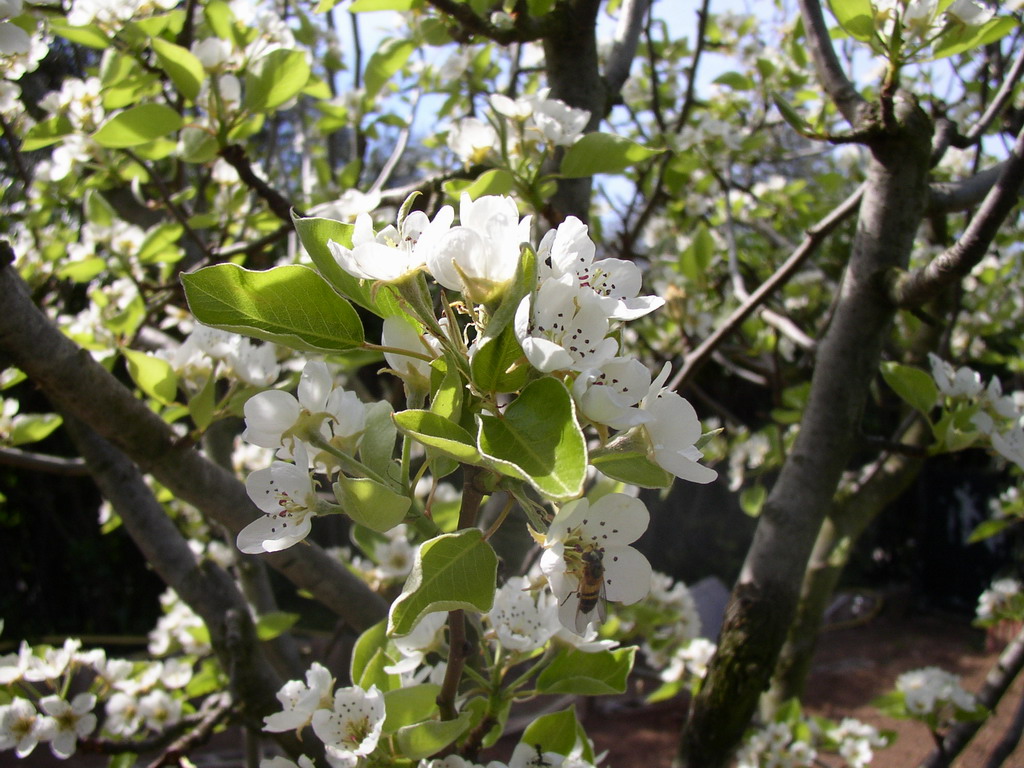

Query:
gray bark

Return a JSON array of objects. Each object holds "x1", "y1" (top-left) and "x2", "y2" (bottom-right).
[
  {"x1": 677, "y1": 92, "x2": 934, "y2": 768},
  {"x1": 0, "y1": 260, "x2": 388, "y2": 633}
]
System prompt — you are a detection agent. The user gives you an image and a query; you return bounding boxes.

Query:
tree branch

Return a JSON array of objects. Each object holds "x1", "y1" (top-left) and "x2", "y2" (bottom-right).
[
  {"x1": 602, "y1": 0, "x2": 652, "y2": 98},
  {"x1": 670, "y1": 183, "x2": 865, "y2": 390},
  {"x1": 219, "y1": 144, "x2": 303, "y2": 222},
  {"x1": 889, "y1": 123, "x2": 1024, "y2": 308},
  {"x1": 920, "y1": 624, "x2": 1024, "y2": 768},
  {"x1": 796, "y1": 0, "x2": 868, "y2": 127},
  {"x1": 0, "y1": 259, "x2": 388, "y2": 633},
  {"x1": 0, "y1": 445, "x2": 89, "y2": 475},
  {"x1": 62, "y1": 416, "x2": 311, "y2": 759},
  {"x1": 423, "y1": 0, "x2": 544, "y2": 44}
]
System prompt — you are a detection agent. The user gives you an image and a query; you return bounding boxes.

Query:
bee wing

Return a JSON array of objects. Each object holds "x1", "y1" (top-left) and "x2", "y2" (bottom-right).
[{"x1": 574, "y1": 603, "x2": 596, "y2": 634}]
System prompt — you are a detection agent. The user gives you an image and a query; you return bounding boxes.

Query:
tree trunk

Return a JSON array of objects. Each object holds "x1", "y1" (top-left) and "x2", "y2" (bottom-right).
[{"x1": 677, "y1": 93, "x2": 934, "y2": 768}]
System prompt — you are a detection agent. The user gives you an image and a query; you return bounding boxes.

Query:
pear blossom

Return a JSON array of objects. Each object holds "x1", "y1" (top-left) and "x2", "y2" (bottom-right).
[
  {"x1": 263, "y1": 662, "x2": 334, "y2": 733},
  {"x1": 447, "y1": 116, "x2": 499, "y2": 165},
  {"x1": 420, "y1": 756, "x2": 507, "y2": 768},
  {"x1": 138, "y1": 690, "x2": 181, "y2": 732},
  {"x1": 239, "y1": 443, "x2": 320, "y2": 554},
  {"x1": 976, "y1": 577, "x2": 1024, "y2": 623},
  {"x1": 530, "y1": 96, "x2": 590, "y2": 146},
  {"x1": 39, "y1": 693, "x2": 97, "y2": 758},
  {"x1": 0, "y1": 0, "x2": 29, "y2": 57},
  {"x1": 311, "y1": 685, "x2": 385, "y2": 768},
  {"x1": 262, "y1": 757, "x2": 316, "y2": 768},
  {"x1": 328, "y1": 205, "x2": 454, "y2": 283},
  {"x1": 384, "y1": 611, "x2": 447, "y2": 679},
  {"x1": 895, "y1": 666, "x2": 978, "y2": 719},
  {"x1": 571, "y1": 358, "x2": 652, "y2": 429},
  {"x1": 736, "y1": 721, "x2": 816, "y2": 768},
  {"x1": 191, "y1": 37, "x2": 233, "y2": 71},
  {"x1": 514, "y1": 276, "x2": 619, "y2": 373},
  {"x1": 826, "y1": 718, "x2": 888, "y2": 768},
  {"x1": 638, "y1": 364, "x2": 717, "y2": 484},
  {"x1": 947, "y1": 0, "x2": 994, "y2": 26},
  {"x1": 242, "y1": 360, "x2": 366, "y2": 459},
  {"x1": 928, "y1": 353, "x2": 983, "y2": 398},
  {"x1": 485, "y1": 576, "x2": 561, "y2": 653},
  {"x1": 428, "y1": 194, "x2": 532, "y2": 305},
  {"x1": 540, "y1": 493, "x2": 653, "y2": 633},
  {"x1": 381, "y1": 315, "x2": 440, "y2": 393},
  {"x1": 537, "y1": 216, "x2": 664, "y2": 321},
  {"x1": 992, "y1": 425, "x2": 1024, "y2": 470},
  {"x1": 0, "y1": 698, "x2": 50, "y2": 757},
  {"x1": 224, "y1": 338, "x2": 281, "y2": 388}
]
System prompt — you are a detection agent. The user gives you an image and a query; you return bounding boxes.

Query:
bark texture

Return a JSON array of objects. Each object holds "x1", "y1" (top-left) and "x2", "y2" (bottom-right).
[
  {"x1": 677, "y1": 93, "x2": 934, "y2": 768},
  {"x1": 0, "y1": 263, "x2": 388, "y2": 632}
]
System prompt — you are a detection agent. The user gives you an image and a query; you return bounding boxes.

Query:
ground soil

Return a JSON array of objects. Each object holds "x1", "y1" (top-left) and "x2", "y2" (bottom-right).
[
  {"x1": 574, "y1": 605, "x2": 1024, "y2": 768},
  {"x1": 19, "y1": 598, "x2": 1024, "y2": 767}
]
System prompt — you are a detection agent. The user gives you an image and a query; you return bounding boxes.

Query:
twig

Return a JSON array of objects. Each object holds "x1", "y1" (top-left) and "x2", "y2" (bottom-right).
[
  {"x1": 219, "y1": 144, "x2": 303, "y2": 222},
  {"x1": 890, "y1": 121, "x2": 1024, "y2": 308},
  {"x1": 422, "y1": 0, "x2": 544, "y2": 44},
  {"x1": 145, "y1": 695, "x2": 234, "y2": 768},
  {"x1": 603, "y1": 0, "x2": 653, "y2": 99},
  {"x1": 670, "y1": 183, "x2": 865, "y2": 390},
  {"x1": 961, "y1": 42, "x2": 1024, "y2": 146},
  {"x1": 920, "y1": 624, "x2": 1024, "y2": 768},
  {"x1": 795, "y1": 0, "x2": 868, "y2": 127},
  {"x1": 0, "y1": 445, "x2": 89, "y2": 475}
]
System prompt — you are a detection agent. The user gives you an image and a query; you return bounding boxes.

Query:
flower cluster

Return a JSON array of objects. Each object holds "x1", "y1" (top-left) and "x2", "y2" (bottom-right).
[
  {"x1": 737, "y1": 712, "x2": 889, "y2": 768},
  {"x1": 0, "y1": 634, "x2": 196, "y2": 760},
  {"x1": 976, "y1": 576, "x2": 1024, "y2": 625},
  {"x1": 894, "y1": 666, "x2": 980, "y2": 725},
  {"x1": 237, "y1": 360, "x2": 369, "y2": 553},
  {"x1": 872, "y1": 0, "x2": 995, "y2": 43},
  {"x1": 447, "y1": 89, "x2": 591, "y2": 167},
  {"x1": 262, "y1": 664, "x2": 385, "y2": 768}
]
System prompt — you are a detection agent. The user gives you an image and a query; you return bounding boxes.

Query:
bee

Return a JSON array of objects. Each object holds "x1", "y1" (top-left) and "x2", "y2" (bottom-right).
[{"x1": 571, "y1": 547, "x2": 607, "y2": 633}]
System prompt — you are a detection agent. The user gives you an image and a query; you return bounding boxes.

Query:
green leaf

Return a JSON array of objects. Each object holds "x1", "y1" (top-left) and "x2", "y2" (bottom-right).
[
  {"x1": 713, "y1": 71, "x2": 755, "y2": 90},
  {"x1": 881, "y1": 361, "x2": 938, "y2": 416},
  {"x1": 393, "y1": 410, "x2": 484, "y2": 465},
  {"x1": 204, "y1": 0, "x2": 234, "y2": 38},
  {"x1": 93, "y1": 104, "x2": 184, "y2": 148},
  {"x1": 387, "y1": 529, "x2": 497, "y2": 637},
  {"x1": 470, "y1": 324, "x2": 528, "y2": 394},
  {"x1": 151, "y1": 37, "x2": 206, "y2": 102},
  {"x1": 292, "y1": 212, "x2": 404, "y2": 318},
  {"x1": 932, "y1": 16, "x2": 1018, "y2": 59},
  {"x1": 181, "y1": 263, "x2": 364, "y2": 353},
  {"x1": 244, "y1": 49, "x2": 311, "y2": 111},
  {"x1": 589, "y1": 449, "x2": 673, "y2": 488},
  {"x1": 394, "y1": 711, "x2": 472, "y2": 760},
  {"x1": 187, "y1": 374, "x2": 217, "y2": 431},
  {"x1": 477, "y1": 377, "x2": 587, "y2": 501},
  {"x1": 967, "y1": 517, "x2": 1017, "y2": 544},
  {"x1": 520, "y1": 707, "x2": 594, "y2": 762},
  {"x1": 429, "y1": 356, "x2": 463, "y2": 422},
  {"x1": 9, "y1": 414, "x2": 62, "y2": 447},
  {"x1": 359, "y1": 400, "x2": 398, "y2": 480},
  {"x1": 535, "y1": 647, "x2": 635, "y2": 696},
  {"x1": 771, "y1": 92, "x2": 825, "y2": 139},
  {"x1": 21, "y1": 115, "x2": 73, "y2": 151},
  {"x1": 560, "y1": 133, "x2": 662, "y2": 178},
  {"x1": 383, "y1": 684, "x2": 441, "y2": 733},
  {"x1": 442, "y1": 168, "x2": 517, "y2": 200},
  {"x1": 351, "y1": 620, "x2": 391, "y2": 686},
  {"x1": 364, "y1": 39, "x2": 414, "y2": 100},
  {"x1": 51, "y1": 21, "x2": 110, "y2": 48},
  {"x1": 740, "y1": 484, "x2": 767, "y2": 517},
  {"x1": 333, "y1": 475, "x2": 410, "y2": 533},
  {"x1": 255, "y1": 611, "x2": 299, "y2": 641},
  {"x1": 349, "y1": 0, "x2": 417, "y2": 10},
  {"x1": 827, "y1": 0, "x2": 876, "y2": 42},
  {"x1": 123, "y1": 349, "x2": 178, "y2": 405}
]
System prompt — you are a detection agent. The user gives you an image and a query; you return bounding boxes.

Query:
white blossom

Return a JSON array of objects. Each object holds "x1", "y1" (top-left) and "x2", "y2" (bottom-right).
[
  {"x1": 540, "y1": 493, "x2": 653, "y2": 633},
  {"x1": 311, "y1": 685, "x2": 385, "y2": 768},
  {"x1": 239, "y1": 443, "x2": 319, "y2": 554},
  {"x1": 40, "y1": 693, "x2": 97, "y2": 758},
  {"x1": 0, "y1": 698, "x2": 50, "y2": 757},
  {"x1": 263, "y1": 662, "x2": 334, "y2": 734},
  {"x1": 329, "y1": 205, "x2": 454, "y2": 283},
  {"x1": 485, "y1": 576, "x2": 561, "y2": 653},
  {"x1": 638, "y1": 364, "x2": 717, "y2": 484}
]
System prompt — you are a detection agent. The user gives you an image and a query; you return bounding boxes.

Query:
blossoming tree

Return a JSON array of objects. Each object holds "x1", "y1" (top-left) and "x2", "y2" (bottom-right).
[{"x1": 2, "y1": 0, "x2": 1024, "y2": 766}]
